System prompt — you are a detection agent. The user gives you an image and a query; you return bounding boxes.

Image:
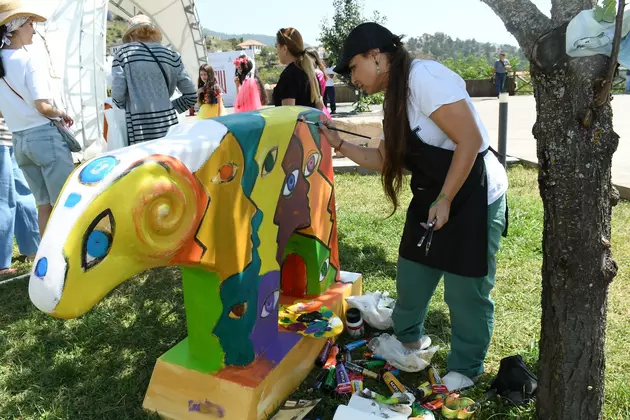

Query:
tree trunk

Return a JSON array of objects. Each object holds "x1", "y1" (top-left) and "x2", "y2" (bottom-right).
[{"x1": 531, "y1": 55, "x2": 619, "y2": 419}]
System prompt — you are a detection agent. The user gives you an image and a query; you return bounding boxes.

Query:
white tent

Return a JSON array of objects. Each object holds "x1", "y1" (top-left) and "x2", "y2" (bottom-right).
[{"x1": 27, "y1": 0, "x2": 206, "y2": 159}]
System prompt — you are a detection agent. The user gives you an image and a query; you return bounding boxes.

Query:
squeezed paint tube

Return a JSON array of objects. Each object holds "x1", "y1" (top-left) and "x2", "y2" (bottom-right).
[
  {"x1": 427, "y1": 366, "x2": 442, "y2": 386},
  {"x1": 422, "y1": 393, "x2": 459, "y2": 411},
  {"x1": 344, "y1": 361, "x2": 379, "y2": 380},
  {"x1": 335, "y1": 363, "x2": 353, "y2": 394},
  {"x1": 315, "y1": 339, "x2": 333, "y2": 367},
  {"x1": 360, "y1": 389, "x2": 415, "y2": 410}
]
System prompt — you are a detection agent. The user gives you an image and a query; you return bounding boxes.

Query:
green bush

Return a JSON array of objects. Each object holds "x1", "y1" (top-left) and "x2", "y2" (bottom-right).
[
  {"x1": 442, "y1": 54, "x2": 494, "y2": 80},
  {"x1": 353, "y1": 92, "x2": 384, "y2": 113},
  {"x1": 258, "y1": 67, "x2": 283, "y2": 85}
]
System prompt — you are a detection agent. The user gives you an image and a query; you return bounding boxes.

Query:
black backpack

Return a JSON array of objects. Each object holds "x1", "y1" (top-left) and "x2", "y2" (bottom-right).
[{"x1": 488, "y1": 355, "x2": 538, "y2": 406}]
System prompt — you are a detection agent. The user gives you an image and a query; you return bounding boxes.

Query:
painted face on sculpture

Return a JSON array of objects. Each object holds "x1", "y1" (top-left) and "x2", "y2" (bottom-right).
[
  {"x1": 273, "y1": 135, "x2": 311, "y2": 264},
  {"x1": 29, "y1": 155, "x2": 204, "y2": 319}
]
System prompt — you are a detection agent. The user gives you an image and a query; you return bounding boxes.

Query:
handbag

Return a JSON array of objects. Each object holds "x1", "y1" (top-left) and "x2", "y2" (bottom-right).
[{"x1": 2, "y1": 78, "x2": 82, "y2": 152}]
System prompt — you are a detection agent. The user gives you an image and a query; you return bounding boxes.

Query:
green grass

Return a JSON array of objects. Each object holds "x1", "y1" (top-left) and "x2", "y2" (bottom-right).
[{"x1": 1, "y1": 165, "x2": 629, "y2": 419}]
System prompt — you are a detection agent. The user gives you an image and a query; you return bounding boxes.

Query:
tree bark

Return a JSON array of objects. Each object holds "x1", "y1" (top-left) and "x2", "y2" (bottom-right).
[
  {"x1": 481, "y1": 1, "x2": 619, "y2": 419},
  {"x1": 531, "y1": 56, "x2": 618, "y2": 419}
]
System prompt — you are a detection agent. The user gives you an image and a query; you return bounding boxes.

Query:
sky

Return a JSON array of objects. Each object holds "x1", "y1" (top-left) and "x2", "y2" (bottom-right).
[{"x1": 196, "y1": 0, "x2": 552, "y2": 47}]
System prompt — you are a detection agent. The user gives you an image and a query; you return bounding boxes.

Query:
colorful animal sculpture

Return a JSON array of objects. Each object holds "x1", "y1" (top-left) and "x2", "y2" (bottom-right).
[{"x1": 28, "y1": 106, "x2": 340, "y2": 372}]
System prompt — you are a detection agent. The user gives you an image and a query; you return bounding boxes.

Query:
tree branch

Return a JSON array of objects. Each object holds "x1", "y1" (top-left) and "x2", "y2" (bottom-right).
[
  {"x1": 551, "y1": 0, "x2": 597, "y2": 24},
  {"x1": 595, "y1": 0, "x2": 626, "y2": 106},
  {"x1": 481, "y1": 0, "x2": 553, "y2": 57}
]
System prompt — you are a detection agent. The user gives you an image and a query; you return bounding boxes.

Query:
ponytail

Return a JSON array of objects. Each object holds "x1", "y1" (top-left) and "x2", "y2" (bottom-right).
[
  {"x1": 298, "y1": 54, "x2": 321, "y2": 104},
  {"x1": 0, "y1": 25, "x2": 6, "y2": 78},
  {"x1": 381, "y1": 36, "x2": 413, "y2": 214}
]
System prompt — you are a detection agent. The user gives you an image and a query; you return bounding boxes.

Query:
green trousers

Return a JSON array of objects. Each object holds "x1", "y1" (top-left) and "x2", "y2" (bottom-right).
[{"x1": 392, "y1": 194, "x2": 507, "y2": 378}]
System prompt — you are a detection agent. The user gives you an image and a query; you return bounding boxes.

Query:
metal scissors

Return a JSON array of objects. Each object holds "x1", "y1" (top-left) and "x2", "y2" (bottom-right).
[{"x1": 417, "y1": 219, "x2": 436, "y2": 256}]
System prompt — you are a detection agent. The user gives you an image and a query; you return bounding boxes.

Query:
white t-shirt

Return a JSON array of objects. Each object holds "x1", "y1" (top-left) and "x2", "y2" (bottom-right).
[
  {"x1": 403, "y1": 60, "x2": 508, "y2": 205},
  {"x1": 0, "y1": 48, "x2": 52, "y2": 133},
  {"x1": 325, "y1": 67, "x2": 335, "y2": 87}
]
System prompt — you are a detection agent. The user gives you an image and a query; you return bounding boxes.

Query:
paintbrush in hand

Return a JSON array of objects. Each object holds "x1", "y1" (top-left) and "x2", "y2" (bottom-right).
[{"x1": 298, "y1": 119, "x2": 371, "y2": 140}]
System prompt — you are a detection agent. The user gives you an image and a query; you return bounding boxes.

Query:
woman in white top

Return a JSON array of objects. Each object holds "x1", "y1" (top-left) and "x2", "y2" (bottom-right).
[
  {"x1": 0, "y1": 2, "x2": 75, "y2": 235},
  {"x1": 319, "y1": 23, "x2": 509, "y2": 391}
]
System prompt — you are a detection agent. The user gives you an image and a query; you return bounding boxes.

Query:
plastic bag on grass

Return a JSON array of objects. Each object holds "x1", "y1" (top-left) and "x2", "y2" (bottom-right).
[
  {"x1": 345, "y1": 291, "x2": 395, "y2": 330},
  {"x1": 368, "y1": 333, "x2": 439, "y2": 372}
]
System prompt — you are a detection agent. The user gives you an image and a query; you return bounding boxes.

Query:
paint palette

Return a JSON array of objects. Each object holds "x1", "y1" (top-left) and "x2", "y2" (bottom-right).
[{"x1": 278, "y1": 304, "x2": 344, "y2": 338}]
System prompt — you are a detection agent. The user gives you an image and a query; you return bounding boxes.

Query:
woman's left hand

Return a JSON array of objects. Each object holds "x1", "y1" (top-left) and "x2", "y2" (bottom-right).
[{"x1": 422, "y1": 194, "x2": 451, "y2": 231}]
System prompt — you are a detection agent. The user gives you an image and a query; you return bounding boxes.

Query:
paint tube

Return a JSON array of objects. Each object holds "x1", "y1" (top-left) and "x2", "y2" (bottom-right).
[
  {"x1": 384, "y1": 362, "x2": 400, "y2": 375},
  {"x1": 382, "y1": 371, "x2": 406, "y2": 394},
  {"x1": 335, "y1": 363, "x2": 353, "y2": 394},
  {"x1": 323, "y1": 366, "x2": 336, "y2": 391},
  {"x1": 324, "y1": 345, "x2": 339, "y2": 369},
  {"x1": 344, "y1": 362, "x2": 380, "y2": 380},
  {"x1": 315, "y1": 339, "x2": 333, "y2": 367},
  {"x1": 414, "y1": 381, "x2": 433, "y2": 400},
  {"x1": 351, "y1": 379, "x2": 364, "y2": 393},
  {"x1": 365, "y1": 360, "x2": 387, "y2": 370},
  {"x1": 342, "y1": 339, "x2": 369, "y2": 352},
  {"x1": 427, "y1": 366, "x2": 442, "y2": 386},
  {"x1": 363, "y1": 352, "x2": 387, "y2": 361}
]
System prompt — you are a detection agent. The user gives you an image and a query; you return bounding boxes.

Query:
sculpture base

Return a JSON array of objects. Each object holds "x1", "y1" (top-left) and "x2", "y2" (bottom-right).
[{"x1": 143, "y1": 272, "x2": 362, "y2": 420}]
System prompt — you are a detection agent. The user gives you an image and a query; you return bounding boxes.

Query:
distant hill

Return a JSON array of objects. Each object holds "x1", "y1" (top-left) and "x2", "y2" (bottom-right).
[{"x1": 202, "y1": 29, "x2": 275, "y2": 46}]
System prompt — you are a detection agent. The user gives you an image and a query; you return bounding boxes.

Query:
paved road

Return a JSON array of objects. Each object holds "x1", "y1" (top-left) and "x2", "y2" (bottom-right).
[{"x1": 473, "y1": 95, "x2": 630, "y2": 196}]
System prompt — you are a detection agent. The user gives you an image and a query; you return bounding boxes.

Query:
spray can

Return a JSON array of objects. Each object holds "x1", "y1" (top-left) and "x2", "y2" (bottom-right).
[
  {"x1": 414, "y1": 381, "x2": 433, "y2": 400},
  {"x1": 345, "y1": 362, "x2": 380, "y2": 380},
  {"x1": 345, "y1": 308, "x2": 364, "y2": 338},
  {"x1": 343, "y1": 339, "x2": 369, "y2": 352},
  {"x1": 315, "y1": 339, "x2": 333, "y2": 367}
]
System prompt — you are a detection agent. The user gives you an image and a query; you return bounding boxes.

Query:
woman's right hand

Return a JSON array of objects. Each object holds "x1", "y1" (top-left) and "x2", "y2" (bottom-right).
[{"x1": 318, "y1": 120, "x2": 343, "y2": 149}]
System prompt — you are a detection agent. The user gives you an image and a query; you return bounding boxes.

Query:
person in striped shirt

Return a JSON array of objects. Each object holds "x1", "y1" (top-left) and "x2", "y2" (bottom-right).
[{"x1": 111, "y1": 15, "x2": 197, "y2": 144}]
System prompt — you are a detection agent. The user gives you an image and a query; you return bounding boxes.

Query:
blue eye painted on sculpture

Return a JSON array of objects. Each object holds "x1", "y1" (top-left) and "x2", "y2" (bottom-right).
[
  {"x1": 81, "y1": 209, "x2": 115, "y2": 270},
  {"x1": 260, "y1": 290, "x2": 280, "y2": 318},
  {"x1": 282, "y1": 169, "x2": 299, "y2": 197},
  {"x1": 79, "y1": 156, "x2": 119, "y2": 185}
]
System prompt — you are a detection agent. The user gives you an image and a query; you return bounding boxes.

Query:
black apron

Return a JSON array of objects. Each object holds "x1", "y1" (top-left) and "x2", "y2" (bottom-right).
[{"x1": 399, "y1": 130, "x2": 497, "y2": 278}]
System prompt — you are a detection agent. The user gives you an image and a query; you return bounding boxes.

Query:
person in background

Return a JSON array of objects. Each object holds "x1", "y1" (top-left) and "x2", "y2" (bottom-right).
[
  {"x1": 324, "y1": 58, "x2": 337, "y2": 114},
  {"x1": 233, "y1": 54, "x2": 267, "y2": 113},
  {"x1": 306, "y1": 48, "x2": 331, "y2": 118},
  {"x1": 320, "y1": 22, "x2": 508, "y2": 392},
  {"x1": 0, "y1": 2, "x2": 75, "y2": 234},
  {"x1": 111, "y1": 15, "x2": 197, "y2": 144},
  {"x1": 197, "y1": 64, "x2": 224, "y2": 119},
  {"x1": 492, "y1": 53, "x2": 511, "y2": 97},
  {"x1": 273, "y1": 27, "x2": 323, "y2": 110},
  {"x1": 0, "y1": 117, "x2": 40, "y2": 277}
]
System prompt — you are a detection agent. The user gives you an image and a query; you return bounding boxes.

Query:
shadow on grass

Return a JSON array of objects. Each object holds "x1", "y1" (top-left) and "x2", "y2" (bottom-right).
[
  {"x1": 0, "y1": 267, "x2": 185, "y2": 420},
  {"x1": 338, "y1": 231, "x2": 397, "y2": 281}
]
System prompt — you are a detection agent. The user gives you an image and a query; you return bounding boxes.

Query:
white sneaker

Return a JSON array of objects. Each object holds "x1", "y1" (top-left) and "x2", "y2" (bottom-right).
[
  {"x1": 401, "y1": 335, "x2": 432, "y2": 353},
  {"x1": 442, "y1": 371, "x2": 475, "y2": 392}
]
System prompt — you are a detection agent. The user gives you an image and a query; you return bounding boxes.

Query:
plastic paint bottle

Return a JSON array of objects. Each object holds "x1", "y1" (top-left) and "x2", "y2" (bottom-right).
[{"x1": 345, "y1": 308, "x2": 364, "y2": 338}]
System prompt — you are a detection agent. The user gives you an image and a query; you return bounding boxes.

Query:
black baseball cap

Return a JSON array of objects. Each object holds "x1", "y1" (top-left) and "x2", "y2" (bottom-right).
[{"x1": 334, "y1": 22, "x2": 397, "y2": 75}]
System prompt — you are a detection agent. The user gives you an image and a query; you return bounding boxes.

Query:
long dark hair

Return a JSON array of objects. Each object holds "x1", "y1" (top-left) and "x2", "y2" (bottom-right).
[
  {"x1": 380, "y1": 36, "x2": 413, "y2": 213},
  {"x1": 234, "y1": 54, "x2": 267, "y2": 105},
  {"x1": 276, "y1": 28, "x2": 320, "y2": 104},
  {"x1": 199, "y1": 64, "x2": 219, "y2": 105},
  {"x1": 197, "y1": 64, "x2": 209, "y2": 89},
  {"x1": 0, "y1": 25, "x2": 7, "y2": 78}
]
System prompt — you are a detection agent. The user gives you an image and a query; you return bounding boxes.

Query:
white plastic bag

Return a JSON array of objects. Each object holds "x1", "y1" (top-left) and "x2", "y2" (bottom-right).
[
  {"x1": 345, "y1": 291, "x2": 395, "y2": 330},
  {"x1": 368, "y1": 333, "x2": 439, "y2": 373},
  {"x1": 104, "y1": 106, "x2": 128, "y2": 151}
]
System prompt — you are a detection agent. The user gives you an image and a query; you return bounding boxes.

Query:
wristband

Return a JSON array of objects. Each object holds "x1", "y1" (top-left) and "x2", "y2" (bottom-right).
[{"x1": 334, "y1": 139, "x2": 345, "y2": 153}]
